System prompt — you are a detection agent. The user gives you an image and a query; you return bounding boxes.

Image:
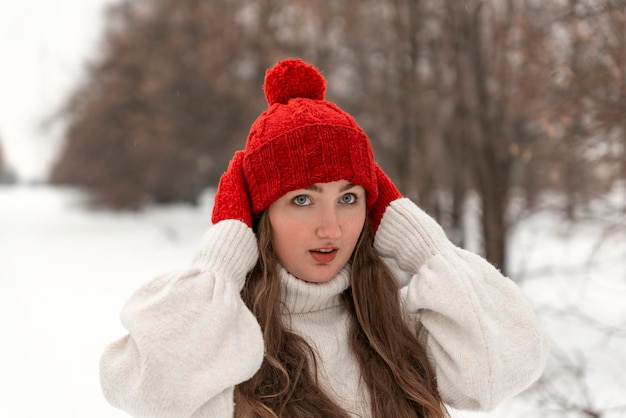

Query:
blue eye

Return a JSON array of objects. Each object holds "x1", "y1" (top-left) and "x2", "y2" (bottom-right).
[
  {"x1": 293, "y1": 195, "x2": 311, "y2": 206},
  {"x1": 340, "y1": 193, "x2": 356, "y2": 204}
]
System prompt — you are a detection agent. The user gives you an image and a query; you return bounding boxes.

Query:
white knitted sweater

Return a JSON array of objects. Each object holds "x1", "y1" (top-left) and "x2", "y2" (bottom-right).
[{"x1": 100, "y1": 198, "x2": 549, "y2": 418}]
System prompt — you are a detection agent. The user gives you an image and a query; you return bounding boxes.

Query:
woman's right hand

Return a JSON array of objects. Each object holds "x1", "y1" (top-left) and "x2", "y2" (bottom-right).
[
  {"x1": 101, "y1": 151, "x2": 264, "y2": 417},
  {"x1": 211, "y1": 150, "x2": 253, "y2": 227}
]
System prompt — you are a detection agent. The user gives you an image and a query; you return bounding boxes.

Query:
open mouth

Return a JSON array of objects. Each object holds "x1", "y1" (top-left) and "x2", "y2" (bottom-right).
[{"x1": 309, "y1": 248, "x2": 338, "y2": 263}]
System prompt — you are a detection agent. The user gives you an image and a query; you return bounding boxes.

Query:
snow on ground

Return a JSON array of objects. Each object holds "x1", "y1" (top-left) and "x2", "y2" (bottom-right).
[
  {"x1": 507, "y1": 197, "x2": 626, "y2": 417},
  {"x1": 0, "y1": 186, "x2": 210, "y2": 418},
  {"x1": 1, "y1": 185, "x2": 625, "y2": 417}
]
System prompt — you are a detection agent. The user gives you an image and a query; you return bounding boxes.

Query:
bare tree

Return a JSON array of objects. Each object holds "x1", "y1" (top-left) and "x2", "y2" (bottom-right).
[
  {"x1": 0, "y1": 135, "x2": 16, "y2": 184},
  {"x1": 50, "y1": 0, "x2": 282, "y2": 208},
  {"x1": 0, "y1": 136, "x2": 4, "y2": 173},
  {"x1": 49, "y1": 0, "x2": 625, "y2": 273},
  {"x1": 535, "y1": 0, "x2": 626, "y2": 217}
]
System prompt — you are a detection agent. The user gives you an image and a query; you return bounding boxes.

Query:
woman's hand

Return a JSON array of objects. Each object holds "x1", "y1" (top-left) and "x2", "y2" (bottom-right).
[
  {"x1": 369, "y1": 164, "x2": 402, "y2": 232},
  {"x1": 212, "y1": 150, "x2": 253, "y2": 227}
]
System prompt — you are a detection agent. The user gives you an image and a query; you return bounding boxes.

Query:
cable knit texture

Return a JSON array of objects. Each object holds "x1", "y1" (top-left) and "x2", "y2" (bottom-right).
[
  {"x1": 100, "y1": 201, "x2": 549, "y2": 417},
  {"x1": 374, "y1": 198, "x2": 550, "y2": 409},
  {"x1": 235, "y1": 59, "x2": 379, "y2": 218},
  {"x1": 100, "y1": 221, "x2": 263, "y2": 418},
  {"x1": 211, "y1": 151, "x2": 253, "y2": 228},
  {"x1": 369, "y1": 163, "x2": 403, "y2": 231}
]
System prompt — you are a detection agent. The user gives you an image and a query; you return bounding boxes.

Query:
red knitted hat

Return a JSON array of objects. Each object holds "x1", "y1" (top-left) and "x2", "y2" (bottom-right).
[{"x1": 243, "y1": 58, "x2": 378, "y2": 216}]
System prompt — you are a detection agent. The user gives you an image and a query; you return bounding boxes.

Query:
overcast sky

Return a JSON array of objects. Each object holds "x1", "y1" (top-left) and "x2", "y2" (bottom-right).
[{"x1": 0, "y1": 0, "x2": 116, "y2": 181}]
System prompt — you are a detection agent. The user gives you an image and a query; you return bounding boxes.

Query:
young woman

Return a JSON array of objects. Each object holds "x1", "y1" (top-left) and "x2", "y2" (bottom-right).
[{"x1": 100, "y1": 59, "x2": 549, "y2": 418}]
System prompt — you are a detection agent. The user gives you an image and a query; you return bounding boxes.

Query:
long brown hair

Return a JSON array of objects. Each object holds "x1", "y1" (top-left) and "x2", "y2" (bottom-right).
[{"x1": 235, "y1": 212, "x2": 448, "y2": 418}]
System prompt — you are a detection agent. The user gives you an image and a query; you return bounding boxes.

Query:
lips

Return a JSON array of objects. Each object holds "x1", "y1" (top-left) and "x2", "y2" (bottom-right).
[{"x1": 309, "y1": 248, "x2": 338, "y2": 263}]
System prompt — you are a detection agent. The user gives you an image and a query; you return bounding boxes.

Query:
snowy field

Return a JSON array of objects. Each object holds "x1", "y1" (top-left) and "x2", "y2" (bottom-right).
[{"x1": 1, "y1": 185, "x2": 625, "y2": 418}]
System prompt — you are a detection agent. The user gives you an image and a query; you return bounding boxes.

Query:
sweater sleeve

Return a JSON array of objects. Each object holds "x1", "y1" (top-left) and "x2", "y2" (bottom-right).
[
  {"x1": 100, "y1": 220, "x2": 264, "y2": 418},
  {"x1": 374, "y1": 199, "x2": 549, "y2": 411}
]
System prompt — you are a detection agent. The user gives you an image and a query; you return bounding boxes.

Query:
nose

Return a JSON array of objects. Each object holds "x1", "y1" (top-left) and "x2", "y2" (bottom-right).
[{"x1": 315, "y1": 206, "x2": 342, "y2": 239}]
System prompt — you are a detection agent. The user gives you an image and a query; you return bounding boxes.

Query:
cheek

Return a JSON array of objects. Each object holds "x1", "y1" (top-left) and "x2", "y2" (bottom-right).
[
  {"x1": 269, "y1": 216, "x2": 305, "y2": 259},
  {"x1": 340, "y1": 209, "x2": 366, "y2": 245},
  {"x1": 348, "y1": 221, "x2": 366, "y2": 247}
]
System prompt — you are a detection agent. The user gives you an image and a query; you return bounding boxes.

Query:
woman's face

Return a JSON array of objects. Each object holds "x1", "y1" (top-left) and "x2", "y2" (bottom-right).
[{"x1": 267, "y1": 180, "x2": 366, "y2": 283}]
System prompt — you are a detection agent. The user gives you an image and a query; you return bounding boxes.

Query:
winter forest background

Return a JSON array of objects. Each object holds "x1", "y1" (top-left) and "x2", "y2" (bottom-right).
[{"x1": 1, "y1": 0, "x2": 625, "y2": 417}]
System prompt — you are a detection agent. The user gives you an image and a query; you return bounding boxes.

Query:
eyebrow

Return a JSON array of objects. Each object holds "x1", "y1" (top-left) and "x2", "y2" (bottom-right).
[{"x1": 304, "y1": 183, "x2": 357, "y2": 192}]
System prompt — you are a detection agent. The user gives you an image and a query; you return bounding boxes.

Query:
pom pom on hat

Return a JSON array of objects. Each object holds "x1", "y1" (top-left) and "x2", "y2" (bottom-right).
[
  {"x1": 243, "y1": 58, "x2": 378, "y2": 217},
  {"x1": 263, "y1": 58, "x2": 326, "y2": 105}
]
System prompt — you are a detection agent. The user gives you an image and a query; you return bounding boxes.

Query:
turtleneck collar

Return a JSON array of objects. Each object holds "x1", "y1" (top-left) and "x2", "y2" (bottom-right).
[{"x1": 279, "y1": 265, "x2": 352, "y2": 314}]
